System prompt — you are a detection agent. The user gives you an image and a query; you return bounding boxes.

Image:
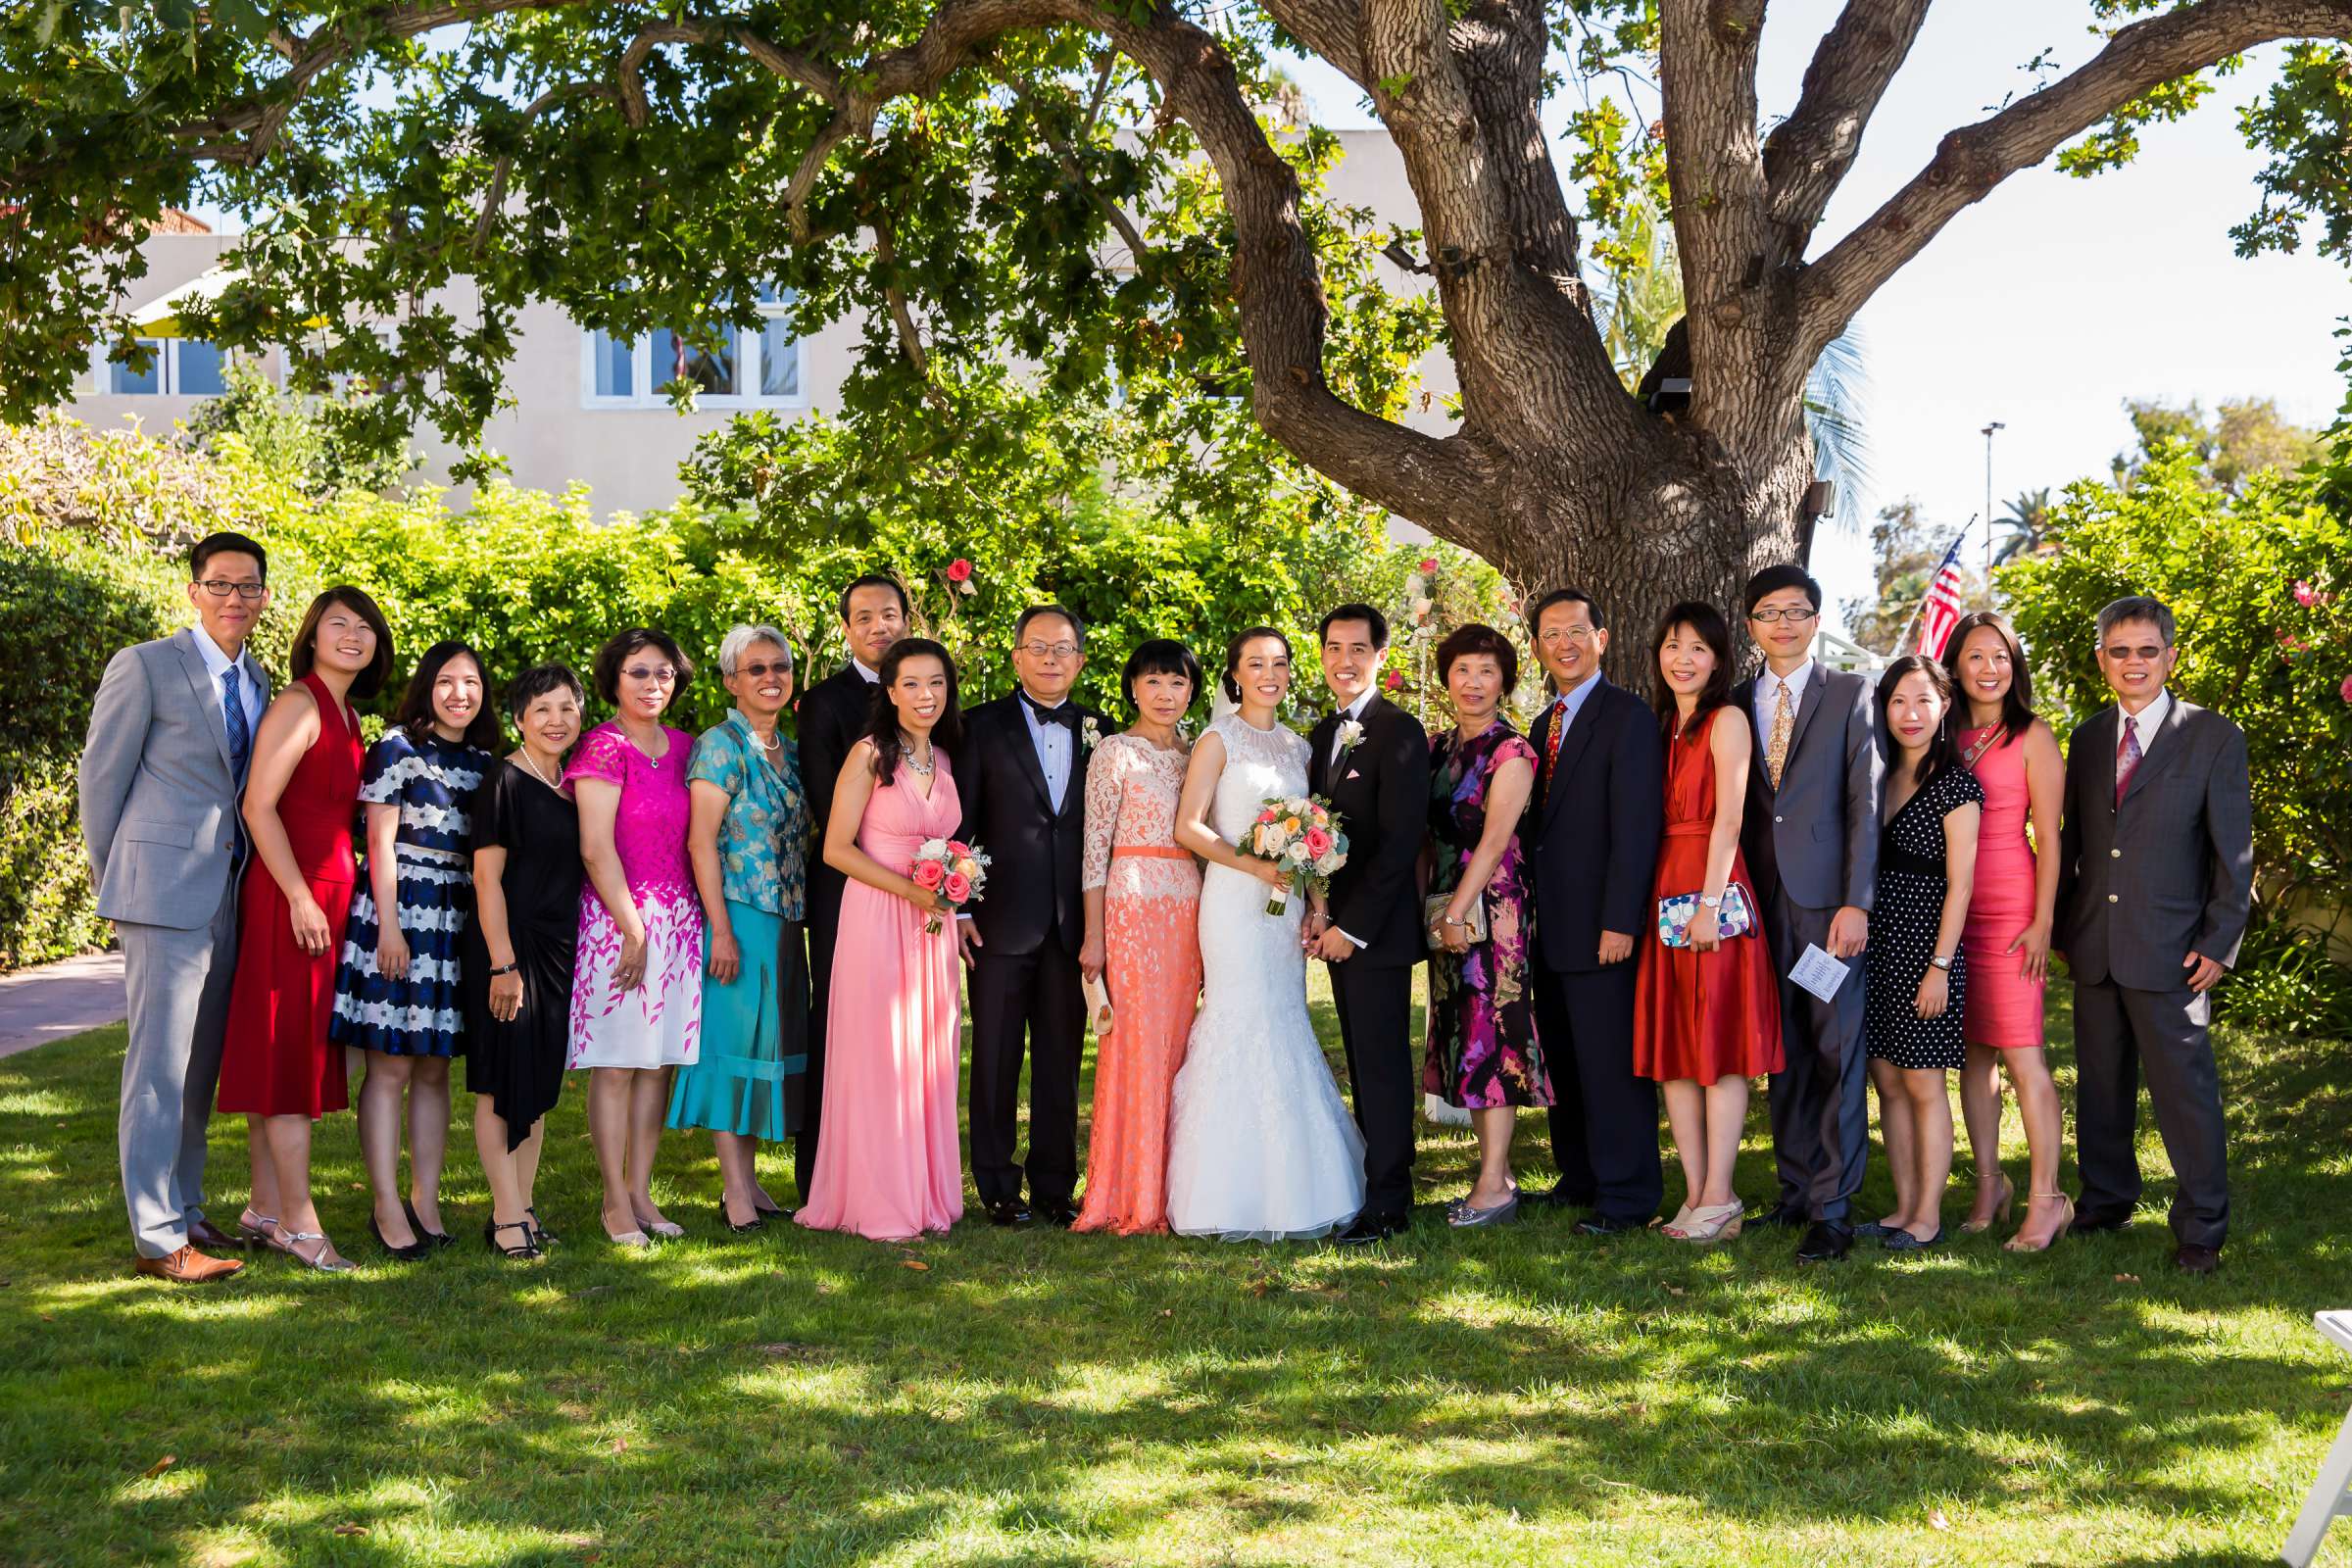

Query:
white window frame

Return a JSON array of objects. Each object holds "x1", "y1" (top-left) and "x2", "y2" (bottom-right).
[
  {"x1": 90, "y1": 337, "x2": 236, "y2": 397},
  {"x1": 579, "y1": 291, "x2": 805, "y2": 412}
]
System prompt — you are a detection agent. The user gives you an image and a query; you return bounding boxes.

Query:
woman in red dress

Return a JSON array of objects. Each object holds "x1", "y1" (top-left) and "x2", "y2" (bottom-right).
[
  {"x1": 1633, "y1": 602, "x2": 1785, "y2": 1244},
  {"x1": 217, "y1": 587, "x2": 393, "y2": 1271}
]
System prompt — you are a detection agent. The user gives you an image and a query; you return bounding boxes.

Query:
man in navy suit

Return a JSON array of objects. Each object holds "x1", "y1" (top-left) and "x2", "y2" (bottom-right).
[{"x1": 1522, "y1": 588, "x2": 1665, "y2": 1232}]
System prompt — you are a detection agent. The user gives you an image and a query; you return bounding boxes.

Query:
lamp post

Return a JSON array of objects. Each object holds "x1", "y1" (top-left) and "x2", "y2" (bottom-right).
[{"x1": 1981, "y1": 420, "x2": 2006, "y2": 594}]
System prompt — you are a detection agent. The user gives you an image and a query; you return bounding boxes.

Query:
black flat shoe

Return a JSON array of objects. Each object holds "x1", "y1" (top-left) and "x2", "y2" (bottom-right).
[
  {"x1": 370, "y1": 1212, "x2": 432, "y2": 1261},
  {"x1": 2070, "y1": 1210, "x2": 2133, "y2": 1235},
  {"x1": 716, "y1": 1201, "x2": 763, "y2": 1236},
  {"x1": 404, "y1": 1200, "x2": 455, "y2": 1250},
  {"x1": 984, "y1": 1200, "x2": 1034, "y2": 1228},
  {"x1": 484, "y1": 1218, "x2": 542, "y2": 1259},
  {"x1": 1333, "y1": 1212, "x2": 1410, "y2": 1248},
  {"x1": 752, "y1": 1201, "x2": 792, "y2": 1224},
  {"x1": 1038, "y1": 1198, "x2": 1081, "y2": 1229},
  {"x1": 1853, "y1": 1220, "x2": 1895, "y2": 1240},
  {"x1": 1881, "y1": 1226, "x2": 1947, "y2": 1252},
  {"x1": 1573, "y1": 1213, "x2": 1645, "y2": 1236},
  {"x1": 1747, "y1": 1203, "x2": 1808, "y2": 1230},
  {"x1": 525, "y1": 1206, "x2": 560, "y2": 1247}
]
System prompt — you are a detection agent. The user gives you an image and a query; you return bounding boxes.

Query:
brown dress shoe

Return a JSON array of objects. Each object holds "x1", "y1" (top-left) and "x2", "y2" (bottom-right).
[
  {"x1": 134, "y1": 1245, "x2": 245, "y2": 1283},
  {"x1": 186, "y1": 1217, "x2": 247, "y2": 1250},
  {"x1": 2174, "y1": 1244, "x2": 2222, "y2": 1275}
]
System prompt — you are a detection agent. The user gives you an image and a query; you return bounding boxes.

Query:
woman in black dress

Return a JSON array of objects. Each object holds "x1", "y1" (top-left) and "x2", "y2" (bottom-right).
[
  {"x1": 1863, "y1": 655, "x2": 1983, "y2": 1252},
  {"x1": 465, "y1": 664, "x2": 589, "y2": 1259}
]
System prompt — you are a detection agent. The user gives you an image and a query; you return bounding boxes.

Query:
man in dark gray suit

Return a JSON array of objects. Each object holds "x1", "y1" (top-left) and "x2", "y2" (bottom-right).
[
  {"x1": 1731, "y1": 565, "x2": 1883, "y2": 1263},
  {"x1": 2055, "y1": 596, "x2": 2252, "y2": 1275},
  {"x1": 78, "y1": 531, "x2": 273, "y2": 1282}
]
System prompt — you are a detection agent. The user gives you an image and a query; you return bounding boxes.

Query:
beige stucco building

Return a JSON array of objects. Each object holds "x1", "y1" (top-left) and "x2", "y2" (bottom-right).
[{"x1": 69, "y1": 130, "x2": 1455, "y2": 527}]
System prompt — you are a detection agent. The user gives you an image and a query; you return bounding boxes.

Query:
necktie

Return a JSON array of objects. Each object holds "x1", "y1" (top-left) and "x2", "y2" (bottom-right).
[
  {"x1": 1765, "y1": 680, "x2": 1793, "y2": 791},
  {"x1": 2115, "y1": 715, "x2": 2142, "y2": 806},
  {"x1": 1542, "y1": 697, "x2": 1569, "y2": 785},
  {"x1": 220, "y1": 666, "x2": 251, "y2": 776}
]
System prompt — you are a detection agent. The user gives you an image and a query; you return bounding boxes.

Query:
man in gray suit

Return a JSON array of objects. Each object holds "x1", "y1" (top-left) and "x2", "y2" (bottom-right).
[
  {"x1": 78, "y1": 531, "x2": 273, "y2": 1282},
  {"x1": 2055, "y1": 596, "x2": 2252, "y2": 1275},
  {"x1": 1731, "y1": 565, "x2": 1884, "y2": 1263}
]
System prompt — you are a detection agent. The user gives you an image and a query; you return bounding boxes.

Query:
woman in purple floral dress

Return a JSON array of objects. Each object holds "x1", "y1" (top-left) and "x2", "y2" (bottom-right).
[{"x1": 1422, "y1": 624, "x2": 1550, "y2": 1229}]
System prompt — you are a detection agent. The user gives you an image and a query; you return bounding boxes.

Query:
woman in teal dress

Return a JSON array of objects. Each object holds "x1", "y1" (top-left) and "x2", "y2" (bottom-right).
[{"x1": 668, "y1": 624, "x2": 813, "y2": 1232}]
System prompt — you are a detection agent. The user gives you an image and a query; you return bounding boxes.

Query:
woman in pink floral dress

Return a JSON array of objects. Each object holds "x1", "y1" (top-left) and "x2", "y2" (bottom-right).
[
  {"x1": 568, "y1": 628, "x2": 705, "y2": 1247},
  {"x1": 1073, "y1": 641, "x2": 1204, "y2": 1235}
]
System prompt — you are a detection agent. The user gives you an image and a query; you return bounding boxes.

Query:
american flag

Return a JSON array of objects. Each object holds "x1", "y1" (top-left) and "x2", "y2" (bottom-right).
[{"x1": 1916, "y1": 534, "x2": 1970, "y2": 660}]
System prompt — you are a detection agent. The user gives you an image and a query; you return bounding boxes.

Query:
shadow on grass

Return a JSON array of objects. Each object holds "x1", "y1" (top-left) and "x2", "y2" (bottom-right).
[{"x1": 0, "y1": 991, "x2": 2347, "y2": 1565}]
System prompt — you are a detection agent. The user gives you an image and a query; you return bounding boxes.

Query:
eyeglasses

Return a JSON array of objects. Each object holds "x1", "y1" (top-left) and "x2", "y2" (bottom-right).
[
  {"x1": 2101, "y1": 644, "x2": 2167, "y2": 662},
  {"x1": 622, "y1": 664, "x2": 679, "y2": 685},
  {"x1": 736, "y1": 660, "x2": 792, "y2": 679},
  {"x1": 1747, "y1": 607, "x2": 1818, "y2": 624},
  {"x1": 1019, "y1": 642, "x2": 1081, "y2": 661},
  {"x1": 1539, "y1": 626, "x2": 1594, "y2": 645},
  {"x1": 195, "y1": 579, "x2": 268, "y2": 600}
]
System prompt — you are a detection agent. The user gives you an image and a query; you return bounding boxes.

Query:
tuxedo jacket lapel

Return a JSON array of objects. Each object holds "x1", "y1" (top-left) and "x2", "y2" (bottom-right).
[{"x1": 1002, "y1": 704, "x2": 1055, "y2": 813}]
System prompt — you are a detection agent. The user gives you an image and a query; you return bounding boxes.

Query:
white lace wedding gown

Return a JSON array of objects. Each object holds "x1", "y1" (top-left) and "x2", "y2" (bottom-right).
[{"x1": 1164, "y1": 712, "x2": 1367, "y2": 1241}]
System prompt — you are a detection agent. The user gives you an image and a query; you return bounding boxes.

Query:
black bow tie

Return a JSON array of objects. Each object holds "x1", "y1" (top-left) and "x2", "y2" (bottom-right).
[{"x1": 1019, "y1": 690, "x2": 1077, "y2": 728}]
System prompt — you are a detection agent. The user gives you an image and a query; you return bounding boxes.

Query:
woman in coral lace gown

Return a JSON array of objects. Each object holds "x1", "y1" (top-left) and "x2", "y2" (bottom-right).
[
  {"x1": 1073, "y1": 642, "x2": 1204, "y2": 1235},
  {"x1": 797, "y1": 638, "x2": 968, "y2": 1243}
]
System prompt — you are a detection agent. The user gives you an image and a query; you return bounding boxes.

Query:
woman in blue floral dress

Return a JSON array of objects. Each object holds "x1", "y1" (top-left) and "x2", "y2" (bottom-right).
[
  {"x1": 1422, "y1": 623, "x2": 1549, "y2": 1229},
  {"x1": 667, "y1": 625, "x2": 814, "y2": 1232}
]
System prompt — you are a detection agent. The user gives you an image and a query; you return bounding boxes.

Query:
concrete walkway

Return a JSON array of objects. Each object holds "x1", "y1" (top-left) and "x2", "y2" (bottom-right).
[{"x1": 0, "y1": 951, "x2": 127, "y2": 1058}]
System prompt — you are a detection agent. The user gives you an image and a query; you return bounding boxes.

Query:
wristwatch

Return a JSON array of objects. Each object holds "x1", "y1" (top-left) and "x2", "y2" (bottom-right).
[
  {"x1": 1698, "y1": 894, "x2": 1723, "y2": 909},
  {"x1": 1929, "y1": 955, "x2": 1953, "y2": 971}
]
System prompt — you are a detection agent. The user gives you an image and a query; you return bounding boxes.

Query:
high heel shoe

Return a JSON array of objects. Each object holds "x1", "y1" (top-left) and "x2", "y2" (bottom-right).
[
  {"x1": 1665, "y1": 1200, "x2": 1742, "y2": 1243},
  {"x1": 1959, "y1": 1175, "x2": 2016, "y2": 1235},
  {"x1": 235, "y1": 1208, "x2": 279, "y2": 1246},
  {"x1": 369, "y1": 1211, "x2": 432, "y2": 1261},
  {"x1": 405, "y1": 1200, "x2": 455, "y2": 1250},
  {"x1": 2004, "y1": 1193, "x2": 2075, "y2": 1253},
  {"x1": 525, "y1": 1206, "x2": 560, "y2": 1247},
  {"x1": 484, "y1": 1218, "x2": 542, "y2": 1259},
  {"x1": 716, "y1": 1200, "x2": 763, "y2": 1236},
  {"x1": 270, "y1": 1228, "x2": 358, "y2": 1272}
]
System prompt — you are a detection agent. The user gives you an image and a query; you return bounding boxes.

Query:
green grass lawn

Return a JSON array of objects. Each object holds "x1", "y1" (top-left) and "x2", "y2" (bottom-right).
[{"x1": 2, "y1": 975, "x2": 2349, "y2": 1567}]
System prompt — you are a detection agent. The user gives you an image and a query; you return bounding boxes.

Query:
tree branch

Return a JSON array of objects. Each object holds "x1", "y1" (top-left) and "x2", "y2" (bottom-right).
[
  {"x1": 870, "y1": 210, "x2": 947, "y2": 410},
  {"x1": 1761, "y1": 0, "x2": 1934, "y2": 253},
  {"x1": 1258, "y1": 0, "x2": 1371, "y2": 89},
  {"x1": 1796, "y1": 0, "x2": 2352, "y2": 361},
  {"x1": 1015, "y1": 84, "x2": 1150, "y2": 261},
  {"x1": 473, "y1": 80, "x2": 614, "y2": 252}
]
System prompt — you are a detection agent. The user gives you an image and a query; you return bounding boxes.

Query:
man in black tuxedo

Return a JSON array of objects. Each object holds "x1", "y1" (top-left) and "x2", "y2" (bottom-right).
[
  {"x1": 792, "y1": 573, "x2": 907, "y2": 1200},
  {"x1": 2055, "y1": 596, "x2": 2252, "y2": 1275},
  {"x1": 1306, "y1": 604, "x2": 1431, "y2": 1245},
  {"x1": 1522, "y1": 588, "x2": 1666, "y2": 1233},
  {"x1": 956, "y1": 606, "x2": 1102, "y2": 1227}
]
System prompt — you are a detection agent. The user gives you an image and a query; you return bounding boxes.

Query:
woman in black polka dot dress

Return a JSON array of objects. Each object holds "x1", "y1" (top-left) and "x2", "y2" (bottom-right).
[{"x1": 1864, "y1": 655, "x2": 1983, "y2": 1252}]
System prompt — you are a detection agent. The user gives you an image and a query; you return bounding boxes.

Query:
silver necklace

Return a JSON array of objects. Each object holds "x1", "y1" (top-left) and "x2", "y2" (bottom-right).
[{"x1": 902, "y1": 734, "x2": 935, "y2": 777}]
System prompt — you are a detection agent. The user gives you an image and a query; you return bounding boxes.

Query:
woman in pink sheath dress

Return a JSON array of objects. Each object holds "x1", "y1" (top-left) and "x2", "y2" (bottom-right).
[
  {"x1": 1946, "y1": 612, "x2": 2073, "y2": 1252},
  {"x1": 797, "y1": 639, "x2": 967, "y2": 1243}
]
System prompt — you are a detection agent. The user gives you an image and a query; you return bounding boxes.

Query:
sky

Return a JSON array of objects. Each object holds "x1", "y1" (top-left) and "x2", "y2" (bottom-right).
[{"x1": 1278, "y1": 0, "x2": 2350, "y2": 633}]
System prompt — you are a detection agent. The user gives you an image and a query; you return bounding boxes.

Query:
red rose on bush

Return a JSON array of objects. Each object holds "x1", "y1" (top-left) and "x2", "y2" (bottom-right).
[
  {"x1": 1384, "y1": 670, "x2": 1404, "y2": 690},
  {"x1": 1418, "y1": 557, "x2": 1438, "y2": 574},
  {"x1": 946, "y1": 559, "x2": 973, "y2": 583},
  {"x1": 912, "y1": 859, "x2": 946, "y2": 890}
]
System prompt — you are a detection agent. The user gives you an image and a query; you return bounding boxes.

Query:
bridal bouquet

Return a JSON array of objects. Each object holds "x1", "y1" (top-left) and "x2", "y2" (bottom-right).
[
  {"x1": 1243, "y1": 795, "x2": 1348, "y2": 917},
  {"x1": 911, "y1": 837, "x2": 990, "y2": 934}
]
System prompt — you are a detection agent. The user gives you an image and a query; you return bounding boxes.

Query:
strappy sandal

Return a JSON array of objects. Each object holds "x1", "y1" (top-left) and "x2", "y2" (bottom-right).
[
  {"x1": 2004, "y1": 1193, "x2": 2075, "y2": 1253},
  {"x1": 1664, "y1": 1200, "x2": 1742, "y2": 1243},
  {"x1": 1959, "y1": 1175, "x2": 2016, "y2": 1235},
  {"x1": 235, "y1": 1208, "x2": 279, "y2": 1246},
  {"x1": 269, "y1": 1228, "x2": 357, "y2": 1272},
  {"x1": 484, "y1": 1218, "x2": 542, "y2": 1259},
  {"x1": 525, "y1": 1206, "x2": 559, "y2": 1247}
]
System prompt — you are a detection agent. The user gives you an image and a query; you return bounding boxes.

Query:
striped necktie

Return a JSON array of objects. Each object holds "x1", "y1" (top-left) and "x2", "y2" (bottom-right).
[{"x1": 2114, "y1": 715, "x2": 2141, "y2": 806}]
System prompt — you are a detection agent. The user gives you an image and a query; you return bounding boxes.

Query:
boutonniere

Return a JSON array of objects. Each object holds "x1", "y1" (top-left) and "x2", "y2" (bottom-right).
[
  {"x1": 1337, "y1": 717, "x2": 1365, "y2": 752},
  {"x1": 1080, "y1": 715, "x2": 1102, "y2": 754}
]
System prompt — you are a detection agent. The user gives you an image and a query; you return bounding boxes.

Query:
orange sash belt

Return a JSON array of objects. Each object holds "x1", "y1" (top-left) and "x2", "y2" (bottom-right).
[{"x1": 1111, "y1": 845, "x2": 1193, "y2": 860}]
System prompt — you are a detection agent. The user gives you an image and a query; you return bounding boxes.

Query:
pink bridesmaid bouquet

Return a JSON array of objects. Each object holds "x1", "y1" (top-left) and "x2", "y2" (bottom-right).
[
  {"x1": 1243, "y1": 795, "x2": 1348, "y2": 917},
  {"x1": 911, "y1": 837, "x2": 991, "y2": 934}
]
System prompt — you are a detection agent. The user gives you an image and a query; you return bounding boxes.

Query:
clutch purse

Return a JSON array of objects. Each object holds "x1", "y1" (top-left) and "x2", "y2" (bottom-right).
[
  {"x1": 1657, "y1": 884, "x2": 1754, "y2": 948},
  {"x1": 1424, "y1": 892, "x2": 1490, "y2": 950},
  {"x1": 1081, "y1": 973, "x2": 1113, "y2": 1037}
]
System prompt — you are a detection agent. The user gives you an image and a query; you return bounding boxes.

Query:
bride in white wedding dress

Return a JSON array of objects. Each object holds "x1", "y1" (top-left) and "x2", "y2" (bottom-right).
[{"x1": 1164, "y1": 629, "x2": 1366, "y2": 1241}]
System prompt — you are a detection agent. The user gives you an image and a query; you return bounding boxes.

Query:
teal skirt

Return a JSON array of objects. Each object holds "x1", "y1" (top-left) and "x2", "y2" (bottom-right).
[{"x1": 665, "y1": 903, "x2": 808, "y2": 1139}]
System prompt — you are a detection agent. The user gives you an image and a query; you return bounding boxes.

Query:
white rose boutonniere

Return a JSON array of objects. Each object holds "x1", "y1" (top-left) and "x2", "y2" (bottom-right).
[
  {"x1": 1337, "y1": 717, "x2": 1365, "y2": 753},
  {"x1": 1080, "y1": 715, "x2": 1102, "y2": 755}
]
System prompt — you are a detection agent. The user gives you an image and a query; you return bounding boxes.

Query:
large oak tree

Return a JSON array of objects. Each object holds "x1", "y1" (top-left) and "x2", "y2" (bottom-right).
[{"x1": 7, "y1": 0, "x2": 2352, "y2": 642}]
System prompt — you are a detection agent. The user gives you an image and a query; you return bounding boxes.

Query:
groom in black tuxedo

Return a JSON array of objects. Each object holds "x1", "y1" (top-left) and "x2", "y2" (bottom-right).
[
  {"x1": 956, "y1": 606, "x2": 1102, "y2": 1228},
  {"x1": 793, "y1": 573, "x2": 909, "y2": 1200},
  {"x1": 1307, "y1": 604, "x2": 1431, "y2": 1245}
]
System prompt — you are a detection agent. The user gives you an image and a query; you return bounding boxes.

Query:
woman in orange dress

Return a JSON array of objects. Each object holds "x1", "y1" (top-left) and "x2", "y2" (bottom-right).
[
  {"x1": 1073, "y1": 641, "x2": 1204, "y2": 1234},
  {"x1": 1633, "y1": 602, "x2": 1785, "y2": 1244}
]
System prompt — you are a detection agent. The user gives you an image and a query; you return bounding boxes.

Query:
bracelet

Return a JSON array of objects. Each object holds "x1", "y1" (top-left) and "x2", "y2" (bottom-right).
[
  {"x1": 488, "y1": 962, "x2": 518, "y2": 978},
  {"x1": 1929, "y1": 955, "x2": 1953, "y2": 971},
  {"x1": 1444, "y1": 917, "x2": 1469, "y2": 928}
]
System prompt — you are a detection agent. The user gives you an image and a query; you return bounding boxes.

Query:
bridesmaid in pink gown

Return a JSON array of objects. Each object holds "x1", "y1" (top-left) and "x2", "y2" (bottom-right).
[
  {"x1": 1073, "y1": 642, "x2": 1203, "y2": 1235},
  {"x1": 1945, "y1": 612, "x2": 2074, "y2": 1252},
  {"x1": 798, "y1": 638, "x2": 967, "y2": 1242}
]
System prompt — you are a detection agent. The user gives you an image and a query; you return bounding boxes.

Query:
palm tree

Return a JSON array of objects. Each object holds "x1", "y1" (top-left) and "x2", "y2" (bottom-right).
[
  {"x1": 1592, "y1": 193, "x2": 1873, "y2": 521},
  {"x1": 1993, "y1": 486, "x2": 2054, "y2": 564}
]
